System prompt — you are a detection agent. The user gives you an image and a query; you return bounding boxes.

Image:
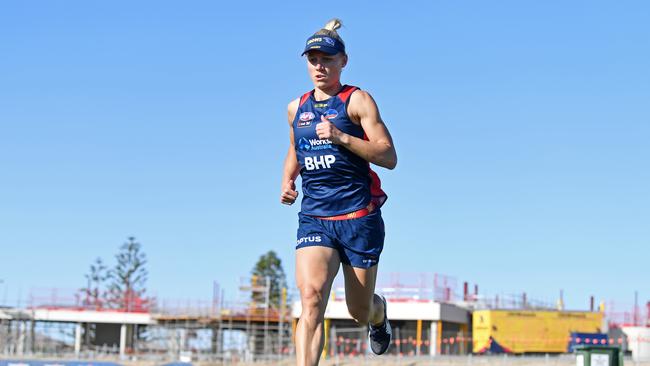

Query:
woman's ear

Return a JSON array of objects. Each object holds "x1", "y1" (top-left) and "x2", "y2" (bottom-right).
[{"x1": 341, "y1": 54, "x2": 348, "y2": 68}]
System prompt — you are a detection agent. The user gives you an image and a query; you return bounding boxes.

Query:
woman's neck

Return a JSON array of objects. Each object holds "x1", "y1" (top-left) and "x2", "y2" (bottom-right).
[{"x1": 313, "y1": 83, "x2": 343, "y2": 101}]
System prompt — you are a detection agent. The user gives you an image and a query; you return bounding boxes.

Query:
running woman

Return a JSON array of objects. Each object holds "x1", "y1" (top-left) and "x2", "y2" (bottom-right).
[{"x1": 280, "y1": 19, "x2": 397, "y2": 366}]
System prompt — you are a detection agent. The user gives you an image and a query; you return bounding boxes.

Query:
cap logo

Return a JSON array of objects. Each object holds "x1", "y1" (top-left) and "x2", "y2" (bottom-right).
[
  {"x1": 307, "y1": 37, "x2": 322, "y2": 45},
  {"x1": 323, "y1": 37, "x2": 335, "y2": 46}
]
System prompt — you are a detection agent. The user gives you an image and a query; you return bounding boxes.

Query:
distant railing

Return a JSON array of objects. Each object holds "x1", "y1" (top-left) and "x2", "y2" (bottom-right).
[{"x1": 27, "y1": 287, "x2": 151, "y2": 313}]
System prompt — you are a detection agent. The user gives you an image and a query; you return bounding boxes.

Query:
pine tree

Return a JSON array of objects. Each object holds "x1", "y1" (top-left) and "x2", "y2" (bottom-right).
[
  {"x1": 106, "y1": 237, "x2": 149, "y2": 311},
  {"x1": 81, "y1": 257, "x2": 108, "y2": 309}
]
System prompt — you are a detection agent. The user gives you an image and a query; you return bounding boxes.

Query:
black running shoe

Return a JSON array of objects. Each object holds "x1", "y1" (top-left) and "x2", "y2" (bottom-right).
[{"x1": 368, "y1": 294, "x2": 392, "y2": 355}]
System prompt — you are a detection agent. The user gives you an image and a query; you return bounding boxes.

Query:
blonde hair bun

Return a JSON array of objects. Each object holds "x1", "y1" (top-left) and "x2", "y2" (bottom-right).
[{"x1": 323, "y1": 18, "x2": 343, "y2": 32}]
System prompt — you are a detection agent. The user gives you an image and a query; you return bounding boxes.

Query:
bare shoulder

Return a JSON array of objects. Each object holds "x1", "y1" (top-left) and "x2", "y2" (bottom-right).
[
  {"x1": 287, "y1": 98, "x2": 300, "y2": 125},
  {"x1": 349, "y1": 89, "x2": 376, "y2": 108},
  {"x1": 348, "y1": 89, "x2": 380, "y2": 122}
]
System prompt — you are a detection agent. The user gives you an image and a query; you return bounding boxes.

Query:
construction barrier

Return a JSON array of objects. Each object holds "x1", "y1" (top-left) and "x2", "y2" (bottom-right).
[{"x1": 321, "y1": 334, "x2": 650, "y2": 357}]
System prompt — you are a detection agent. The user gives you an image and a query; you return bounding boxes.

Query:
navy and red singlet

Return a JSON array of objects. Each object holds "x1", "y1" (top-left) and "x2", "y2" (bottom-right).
[{"x1": 292, "y1": 85, "x2": 387, "y2": 217}]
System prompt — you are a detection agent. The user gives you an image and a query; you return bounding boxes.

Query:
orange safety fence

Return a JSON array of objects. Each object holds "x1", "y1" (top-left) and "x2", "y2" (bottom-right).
[{"x1": 321, "y1": 334, "x2": 650, "y2": 357}]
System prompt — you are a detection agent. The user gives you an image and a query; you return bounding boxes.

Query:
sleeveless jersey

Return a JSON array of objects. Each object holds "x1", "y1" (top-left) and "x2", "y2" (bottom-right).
[{"x1": 292, "y1": 85, "x2": 387, "y2": 216}]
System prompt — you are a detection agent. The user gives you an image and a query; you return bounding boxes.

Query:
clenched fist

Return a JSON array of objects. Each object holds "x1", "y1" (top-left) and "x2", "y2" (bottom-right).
[
  {"x1": 280, "y1": 179, "x2": 299, "y2": 205},
  {"x1": 315, "y1": 115, "x2": 345, "y2": 144}
]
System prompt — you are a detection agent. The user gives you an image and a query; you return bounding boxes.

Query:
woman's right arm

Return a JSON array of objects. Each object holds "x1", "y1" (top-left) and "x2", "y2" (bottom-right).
[{"x1": 280, "y1": 99, "x2": 301, "y2": 205}]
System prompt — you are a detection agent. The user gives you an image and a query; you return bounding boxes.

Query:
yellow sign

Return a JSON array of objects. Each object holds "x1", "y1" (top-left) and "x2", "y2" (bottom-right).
[{"x1": 473, "y1": 310, "x2": 603, "y2": 353}]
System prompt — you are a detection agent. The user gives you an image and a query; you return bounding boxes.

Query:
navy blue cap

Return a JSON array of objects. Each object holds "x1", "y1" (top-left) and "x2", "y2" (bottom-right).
[{"x1": 301, "y1": 34, "x2": 345, "y2": 56}]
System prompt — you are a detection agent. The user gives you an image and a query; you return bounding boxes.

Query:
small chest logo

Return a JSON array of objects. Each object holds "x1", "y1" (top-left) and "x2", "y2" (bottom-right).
[
  {"x1": 300, "y1": 112, "x2": 315, "y2": 121},
  {"x1": 324, "y1": 109, "x2": 338, "y2": 120},
  {"x1": 298, "y1": 112, "x2": 315, "y2": 128}
]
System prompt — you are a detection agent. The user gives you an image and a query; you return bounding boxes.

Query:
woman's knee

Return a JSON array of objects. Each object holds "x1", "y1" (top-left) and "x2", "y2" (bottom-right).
[{"x1": 299, "y1": 285, "x2": 327, "y2": 320}]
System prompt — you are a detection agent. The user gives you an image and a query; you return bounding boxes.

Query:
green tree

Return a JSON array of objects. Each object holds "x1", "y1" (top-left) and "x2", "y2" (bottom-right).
[
  {"x1": 81, "y1": 257, "x2": 108, "y2": 308},
  {"x1": 251, "y1": 250, "x2": 288, "y2": 308},
  {"x1": 107, "y1": 236, "x2": 149, "y2": 311}
]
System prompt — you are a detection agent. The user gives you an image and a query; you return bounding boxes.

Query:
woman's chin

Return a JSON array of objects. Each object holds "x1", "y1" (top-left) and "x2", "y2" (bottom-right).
[{"x1": 314, "y1": 79, "x2": 333, "y2": 88}]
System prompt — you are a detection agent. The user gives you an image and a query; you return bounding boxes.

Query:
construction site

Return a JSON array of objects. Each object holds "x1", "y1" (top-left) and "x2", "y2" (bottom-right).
[{"x1": 1, "y1": 273, "x2": 649, "y2": 365}]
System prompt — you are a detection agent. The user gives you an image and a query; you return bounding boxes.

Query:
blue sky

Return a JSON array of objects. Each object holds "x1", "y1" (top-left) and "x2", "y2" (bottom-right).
[{"x1": 1, "y1": 1, "x2": 648, "y2": 312}]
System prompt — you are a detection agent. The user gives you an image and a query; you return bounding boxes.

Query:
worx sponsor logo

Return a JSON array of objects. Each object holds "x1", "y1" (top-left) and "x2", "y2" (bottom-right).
[
  {"x1": 307, "y1": 138, "x2": 333, "y2": 151},
  {"x1": 298, "y1": 137, "x2": 333, "y2": 151},
  {"x1": 309, "y1": 138, "x2": 332, "y2": 146}
]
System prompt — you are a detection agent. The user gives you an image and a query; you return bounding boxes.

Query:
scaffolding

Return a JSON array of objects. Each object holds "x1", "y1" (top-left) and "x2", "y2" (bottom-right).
[{"x1": 2, "y1": 278, "x2": 647, "y2": 363}]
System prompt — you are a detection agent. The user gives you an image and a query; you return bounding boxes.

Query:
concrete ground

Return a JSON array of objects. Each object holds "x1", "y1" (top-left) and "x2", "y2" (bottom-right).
[
  {"x1": 3, "y1": 355, "x2": 649, "y2": 366},
  {"x1": 195, "y1": 355, "x2": 650, "y2": 366}
]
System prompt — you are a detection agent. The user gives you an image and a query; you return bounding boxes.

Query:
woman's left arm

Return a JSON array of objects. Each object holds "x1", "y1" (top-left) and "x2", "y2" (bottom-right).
[{"x1": 315, "y1": 90, "x2": 397, "y2": 169}]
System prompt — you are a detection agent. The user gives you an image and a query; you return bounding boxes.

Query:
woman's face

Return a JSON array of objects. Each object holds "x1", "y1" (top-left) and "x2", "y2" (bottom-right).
[{"x1": 306, "y1": 50, "x2": 347, "y2": 89}]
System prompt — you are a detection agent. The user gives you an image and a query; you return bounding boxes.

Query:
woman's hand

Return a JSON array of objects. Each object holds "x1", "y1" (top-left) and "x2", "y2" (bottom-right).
[
  {"x1": 280, "y1": 179, "x2": 299, "y2": 205},
  {"x1": 315, "y1": 116, "x2": 347, "y2": 144}
]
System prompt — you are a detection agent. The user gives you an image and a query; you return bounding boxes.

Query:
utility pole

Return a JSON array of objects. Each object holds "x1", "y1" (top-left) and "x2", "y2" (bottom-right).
[
  {"x1": 278, "y1": 287, "x2": 286, "y2": 356},
  {"x1": 634, "y1": 291, "x2": 639, "y2": 326},
  {"x1": 264, "y1": 276, "x2": 270, "y2": 356}
]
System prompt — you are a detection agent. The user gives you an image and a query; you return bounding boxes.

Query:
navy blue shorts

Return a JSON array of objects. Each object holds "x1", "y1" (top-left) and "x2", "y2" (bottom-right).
[{"x1": 296, "y1": 209, "x2": 385, "y2": 268}]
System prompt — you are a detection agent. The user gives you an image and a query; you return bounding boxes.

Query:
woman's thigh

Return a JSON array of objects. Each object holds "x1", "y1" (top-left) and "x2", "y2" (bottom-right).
[{"x1": 295, "y1": 246, "x2": 341, "y2": 309}]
